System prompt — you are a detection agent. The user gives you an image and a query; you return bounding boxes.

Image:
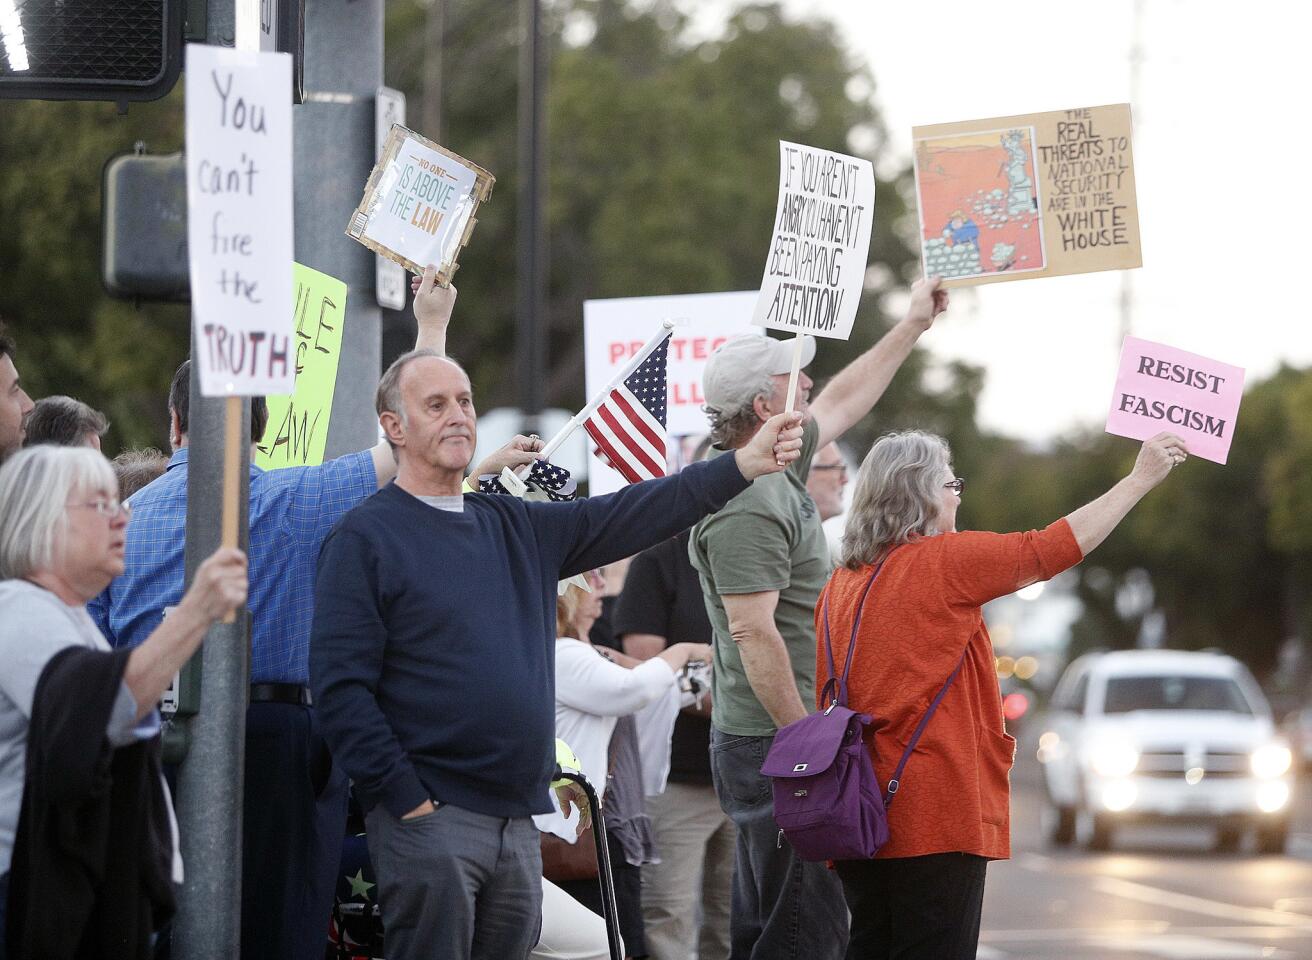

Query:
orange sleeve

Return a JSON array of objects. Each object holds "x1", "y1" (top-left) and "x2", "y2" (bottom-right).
[{"x1": 938, "y1": 519, "x2": 1083, "y2": 608}]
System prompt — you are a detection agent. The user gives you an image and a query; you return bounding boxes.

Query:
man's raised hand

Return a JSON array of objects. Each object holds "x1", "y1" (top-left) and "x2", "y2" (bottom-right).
[
  {"x1": 470, "y1": 434, "x2": 545, "y2": 479},
  {"x1": 904, "y1": 275, "x2": 949, "y2": 332},
  {"x1": 412, "y1": 264, "x2": 457, "y2": 338},
  {"x1": 735, "y1": 412, "x2": 805, "y2": 480}
]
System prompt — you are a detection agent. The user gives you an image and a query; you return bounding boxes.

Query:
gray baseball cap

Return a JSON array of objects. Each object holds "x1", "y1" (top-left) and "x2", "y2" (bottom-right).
[{"x1": 702, "y1": 333, "x2": 817, "y2": 410}]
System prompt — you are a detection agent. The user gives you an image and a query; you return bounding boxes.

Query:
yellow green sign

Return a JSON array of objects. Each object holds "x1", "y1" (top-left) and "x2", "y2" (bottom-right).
[{"x1": 255, "y1": 263, "x2": 348, "y2": 469}]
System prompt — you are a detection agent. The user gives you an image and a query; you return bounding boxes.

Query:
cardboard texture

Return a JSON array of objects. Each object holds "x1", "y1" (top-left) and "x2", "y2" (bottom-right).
[
  {"x1": 912, "y1": 103, "x2": 1141, "y2": 289},
  {"x1": 346, "y1": 123, "x2": 495, "y2": 283}
]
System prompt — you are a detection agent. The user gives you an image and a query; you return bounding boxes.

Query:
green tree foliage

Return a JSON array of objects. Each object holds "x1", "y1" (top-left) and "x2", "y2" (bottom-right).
[
  {"x1": 383, "y1": 0, "x2": 983, "y2": 458},
  {"x1": 966, "y1": 367, "x2": 1312, "y2": 679},
  {"x1": 0, "y1": 90, "x2": 189, "y2": 452}
]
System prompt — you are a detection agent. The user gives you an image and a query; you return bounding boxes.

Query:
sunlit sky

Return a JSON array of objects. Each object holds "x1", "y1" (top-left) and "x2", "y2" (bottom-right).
[{"x1": 686, "y1": 0, "x2": 1312, "y2": 443}]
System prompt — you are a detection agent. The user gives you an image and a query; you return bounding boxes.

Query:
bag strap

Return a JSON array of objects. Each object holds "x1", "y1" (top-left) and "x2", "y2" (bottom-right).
[
  {"x1": 883, "y1": 646, "x2": 969, "y2": 807},
  {"x1": 820, "y1": 553, "x2": 890, "y2": 711}
]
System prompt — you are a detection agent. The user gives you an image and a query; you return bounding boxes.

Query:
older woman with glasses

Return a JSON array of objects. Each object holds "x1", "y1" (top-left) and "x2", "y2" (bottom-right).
[
  {"x1": 815, "y1": 428, "x2": 1187, "y2": 960},
  {"x1": 0, "y1": 445, "x2": 246, "y2": 958}
]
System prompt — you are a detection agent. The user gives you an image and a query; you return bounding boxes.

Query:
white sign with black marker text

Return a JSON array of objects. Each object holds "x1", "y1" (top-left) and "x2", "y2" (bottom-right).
[
  {"x1": 752, "y1": 141, "x2": 875, "y2": 341},
  {"x1": 185, "y1": 44, "x2": 295, "y2": 397}
]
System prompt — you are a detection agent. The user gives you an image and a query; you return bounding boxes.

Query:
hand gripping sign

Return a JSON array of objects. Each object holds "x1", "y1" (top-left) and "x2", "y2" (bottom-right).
[
  {"x1": 753, "y1": 141, "x2": 875, "y2": 414},
  {"x1": 346, "y1": 124, "x2": 495, "y2": 285},
  {"x1": 1105, "y1": 337, "x2": 1245, "y2": 465}
]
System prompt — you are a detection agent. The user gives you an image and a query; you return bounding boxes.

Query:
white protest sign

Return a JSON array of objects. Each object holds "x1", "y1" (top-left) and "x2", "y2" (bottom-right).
[
  {"x1": 753, "y1": 141, "x2": 875, "y2": 341},
  {"x1": 186, "y1": 44, "x2": 295, "y2": 397},
  {"x1": 584, "y1": 291, "x2": 759, "y2": 496},
  {"x1": 347, "y1": 125, "x2": 495, "y2": 284}
]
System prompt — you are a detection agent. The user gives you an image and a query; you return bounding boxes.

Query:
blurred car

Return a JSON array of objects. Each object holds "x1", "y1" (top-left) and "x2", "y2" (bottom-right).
[{"x1": 1038, "y1": 650, "x2": 1293, "y2": 853}]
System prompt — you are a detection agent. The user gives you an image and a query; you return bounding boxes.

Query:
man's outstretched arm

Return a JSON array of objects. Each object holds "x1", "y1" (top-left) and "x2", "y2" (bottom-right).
[{"x1": 809, "y1": 276, "x2": 948, "y2": 449}]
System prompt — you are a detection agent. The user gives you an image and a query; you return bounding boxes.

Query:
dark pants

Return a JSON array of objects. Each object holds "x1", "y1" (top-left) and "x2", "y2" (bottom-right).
[
  {"x1": 834, "y1": 853, "x2": 987, "y2": 960},
  {"x1": 240, "y1": 702, "x2": 348, "y2": 960},
  {"x1": 709, "y1": 728, "x2": 847, "y2": 960},
  {"x1": 1, "y1": 870, "x2": 8, "y2": 960},
  {"x1": 364, "y1": 802, "x2": 542, "y2": 960},
  {"x1": 559, "y1": 830, "x2": 647, "y2": 957}
]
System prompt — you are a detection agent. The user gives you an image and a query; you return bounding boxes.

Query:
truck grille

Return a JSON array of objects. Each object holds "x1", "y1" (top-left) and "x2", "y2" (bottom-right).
[{"x1": 1137, "y1": 749, "x2": 1249, "y2": 779}]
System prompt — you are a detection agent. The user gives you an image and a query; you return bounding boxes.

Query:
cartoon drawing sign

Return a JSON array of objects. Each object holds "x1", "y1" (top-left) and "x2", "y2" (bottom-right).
[
  {"x1": 1105, "y1": 336, "x2": 1245, "y2": 465},
  {"x1": 753, "y1": 141, "x2": 875, "y2": 340},
  {"x1": 346, "y1": 124, "x2": 495, "y2": 284},
  {"x1": 912, "y1": 104, "x2": 1141, "y2": 288}
]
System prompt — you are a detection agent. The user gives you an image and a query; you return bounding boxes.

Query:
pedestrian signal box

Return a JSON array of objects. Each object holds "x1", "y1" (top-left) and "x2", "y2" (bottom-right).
[{"x1": 102, "y1": 147, "x2": 191, "y2": 302}]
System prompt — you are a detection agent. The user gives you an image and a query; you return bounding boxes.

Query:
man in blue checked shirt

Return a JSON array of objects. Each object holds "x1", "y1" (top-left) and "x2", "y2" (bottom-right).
[{"x1": 88, "y1": 269, "x2": 539, "y2": 960}]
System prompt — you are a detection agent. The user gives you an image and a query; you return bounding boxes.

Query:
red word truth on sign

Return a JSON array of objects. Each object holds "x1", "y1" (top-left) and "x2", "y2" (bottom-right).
[{"x1": 200, "y1": 323, "x2": 292, "y2": 382}]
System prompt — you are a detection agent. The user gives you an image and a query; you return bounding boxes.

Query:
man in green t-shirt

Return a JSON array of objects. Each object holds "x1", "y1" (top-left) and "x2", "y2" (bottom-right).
[{"x1": 689, "y1": 276, "x2": 948, "y2": 960}]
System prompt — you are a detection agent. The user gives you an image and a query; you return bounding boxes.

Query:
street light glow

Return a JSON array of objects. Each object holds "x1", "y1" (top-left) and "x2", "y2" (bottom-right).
[{"x1": 0, "y1": 0, "x2": 28, "y2": 72}]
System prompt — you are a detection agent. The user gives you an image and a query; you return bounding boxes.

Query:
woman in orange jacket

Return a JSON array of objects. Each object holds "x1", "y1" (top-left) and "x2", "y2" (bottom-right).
[{"x1": 816, "y1": 428, "x2": 1186, "y2": 960}]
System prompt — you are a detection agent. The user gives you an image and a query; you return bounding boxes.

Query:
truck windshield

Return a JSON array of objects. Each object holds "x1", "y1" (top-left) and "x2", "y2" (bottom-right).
[{"x1": 1103, "y1": 675, "x2": 1253, "y2": 715}]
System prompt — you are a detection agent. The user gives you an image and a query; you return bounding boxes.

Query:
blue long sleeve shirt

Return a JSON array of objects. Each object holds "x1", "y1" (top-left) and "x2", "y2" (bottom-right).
[{"x1": 309, "y1": 453, "x2": 750, "y2": 820}]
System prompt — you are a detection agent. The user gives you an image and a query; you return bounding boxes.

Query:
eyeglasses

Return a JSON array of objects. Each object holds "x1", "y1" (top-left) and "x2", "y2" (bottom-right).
[
  {"x1": 810, "y1": 463, "x2": 847, "y2": 473},
  {"x1": 944, "y1": 478, "x2": 965, "y2": 496},
  {"x1": 69, "y1": 498, "x2": 131, "y2": 519}
]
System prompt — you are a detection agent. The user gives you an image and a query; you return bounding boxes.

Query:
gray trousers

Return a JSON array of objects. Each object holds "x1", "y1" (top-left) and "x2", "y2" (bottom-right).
[
  {"x1": 710, "y1": 727, "x2": 848, "y2": 960},
  {"x1": 365, "y1": 802, "x2": 543, "y2": 960}
]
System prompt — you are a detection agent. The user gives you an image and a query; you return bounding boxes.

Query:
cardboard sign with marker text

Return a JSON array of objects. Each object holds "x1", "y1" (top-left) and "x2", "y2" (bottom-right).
[
  {"x1": 185, "y1": 44, "x2": 295, "y2": 396},
  {"x1": 753, "y1": 141, "x2": 875, "y2": 340},
  {"x1": 255, "y1": 263, "x2": 348, "y2": 469},
  {"x1": 1105, "y1": 336, "x2": 1245, "y2": 465},
  {"x1": 912, "y1": 103, "x2": 1141, "y2": 288},
  {"x1": 346, "y1": 124, "x2": 494, "y2": 283}
]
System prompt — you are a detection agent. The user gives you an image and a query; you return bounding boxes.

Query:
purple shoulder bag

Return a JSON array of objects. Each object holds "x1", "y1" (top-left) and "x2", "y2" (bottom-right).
[{"x1": 760, "y1": 553, "x2": 967, "y2": 862}]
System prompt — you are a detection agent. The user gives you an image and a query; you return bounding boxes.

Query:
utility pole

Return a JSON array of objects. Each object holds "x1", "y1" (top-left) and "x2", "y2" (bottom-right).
[
  {"x1": 297, "y1": 0, "x2": 385, "y2": 460},
  {"x1": 173, "y1": 2, "x2": 384, "y2": 957},
  {"x1": 516, "y1": 0, "x2": 547, "y2": 435},
  {"x1": 172, "y1": 0, "x2": 251, "y2": 953},
  {"x1": 1119, "y1": 0, "x2": 1145, "y2": 344},
  {"x1": 423, "y1": 0, "x2": 446, "y2": 142}
]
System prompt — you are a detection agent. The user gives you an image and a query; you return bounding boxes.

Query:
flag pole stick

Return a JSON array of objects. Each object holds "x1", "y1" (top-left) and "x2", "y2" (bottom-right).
[
  {"x1": 532, "y1": 320, "x2": 674, "y2": 464},
  {"x1": 782, "y1": 335, "x2": 804, "y2": 417}
]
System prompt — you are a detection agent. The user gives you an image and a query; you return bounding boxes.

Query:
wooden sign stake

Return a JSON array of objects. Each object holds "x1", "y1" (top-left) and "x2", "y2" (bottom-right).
[
  {"x1": 220, "y1": 395, "x2": 242, "y2": 622},
  {"x1": 783, "y1": 336, "x2": 804, "y2": 417}
]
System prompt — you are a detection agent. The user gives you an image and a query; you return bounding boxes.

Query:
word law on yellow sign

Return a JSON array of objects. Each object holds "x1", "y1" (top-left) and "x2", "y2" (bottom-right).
[{"x1": 255, "y1": 263, "x2": 348, "y2": 469}]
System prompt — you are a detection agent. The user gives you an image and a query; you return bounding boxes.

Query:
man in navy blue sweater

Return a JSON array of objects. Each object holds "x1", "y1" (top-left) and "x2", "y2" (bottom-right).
[{"x1": 310, "y1": 349, "x2": 802, "y2": 960}]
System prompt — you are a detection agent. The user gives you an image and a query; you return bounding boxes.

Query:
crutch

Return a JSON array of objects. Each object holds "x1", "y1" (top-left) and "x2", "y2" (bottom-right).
[{"x1": 555, "y1": 768, "x2": 624, "y2": 960}]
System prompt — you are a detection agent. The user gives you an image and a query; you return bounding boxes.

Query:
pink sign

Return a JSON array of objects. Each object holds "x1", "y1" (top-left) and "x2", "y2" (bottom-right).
[{"x1": 1105, "y1": 337, "x2": 1245, "y2": 464}]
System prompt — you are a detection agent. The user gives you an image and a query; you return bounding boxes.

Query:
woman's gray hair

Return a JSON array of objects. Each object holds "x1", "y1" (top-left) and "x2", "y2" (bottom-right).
[
  {"x1": 0, "y1": 445, "x2": 117, "y2": 580},
  {"x1": 840, "y1": 430, "x2": 951, "y2": 570},
  {"x1": 704, "y1": 371, "x2": 775, "y2": 449}
]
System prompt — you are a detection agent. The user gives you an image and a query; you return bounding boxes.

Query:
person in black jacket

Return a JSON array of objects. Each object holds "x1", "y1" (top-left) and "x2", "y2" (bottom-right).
[{"x1": 0, "y1": 445, "x2": 246, "y2": 958}]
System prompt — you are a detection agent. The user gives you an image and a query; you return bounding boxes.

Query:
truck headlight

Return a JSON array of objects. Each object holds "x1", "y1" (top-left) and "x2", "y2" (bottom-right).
[
  {"x1": 1090, "y1": 739, "x2": 1140, "y2": 778},
  {"x1": 1251, "y1": 744, "x2": 1292, "y2": 779}
]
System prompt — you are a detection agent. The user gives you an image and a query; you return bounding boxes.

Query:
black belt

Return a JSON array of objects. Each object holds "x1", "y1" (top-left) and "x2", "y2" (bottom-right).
[{"x1": 250, "y1": 683, "x2": 312, "y2": 706}]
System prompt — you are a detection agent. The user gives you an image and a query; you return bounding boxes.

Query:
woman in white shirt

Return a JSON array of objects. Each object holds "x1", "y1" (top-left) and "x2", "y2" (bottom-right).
[
  {"x1": 0, "y1": 446, "x2": 246, "y2": 957},
  {"x1": 539, "y1": 570, "x2": 710, "y2": 959}
]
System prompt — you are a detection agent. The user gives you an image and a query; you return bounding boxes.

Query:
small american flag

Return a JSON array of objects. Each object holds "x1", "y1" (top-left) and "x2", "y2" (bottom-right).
[{"x1": 585, "y1": 333, "x2": 671, "y2": 484}]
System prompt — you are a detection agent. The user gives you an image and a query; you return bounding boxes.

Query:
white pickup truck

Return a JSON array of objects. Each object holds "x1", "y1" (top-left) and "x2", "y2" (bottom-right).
[{"x1": 1038, "y1": 650, "x2": 1293, "y2": 853}]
